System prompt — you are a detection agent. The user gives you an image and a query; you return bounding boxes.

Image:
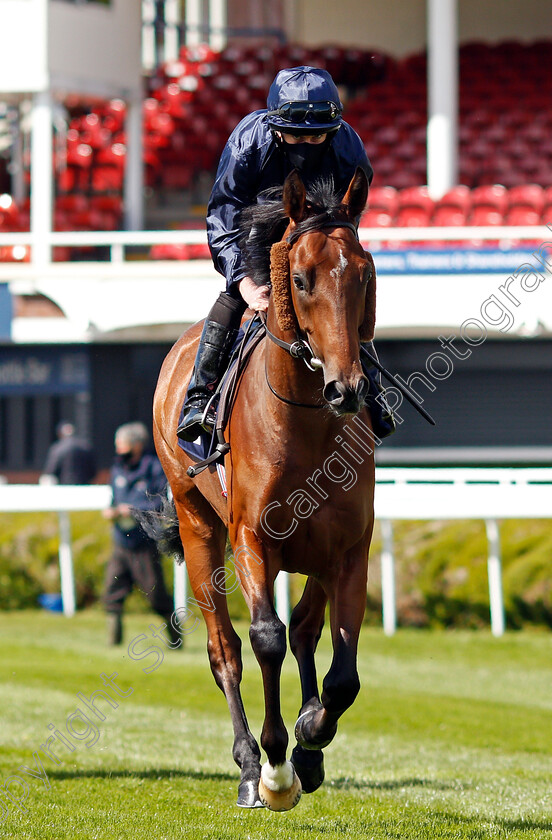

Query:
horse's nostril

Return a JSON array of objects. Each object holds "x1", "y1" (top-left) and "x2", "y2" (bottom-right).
[
  {"x1": 323, "y1": 380, "x2": 347, "y2": 405},
  {"x1": 356, "y1": 376, "x2": 370, "y2": 403}
]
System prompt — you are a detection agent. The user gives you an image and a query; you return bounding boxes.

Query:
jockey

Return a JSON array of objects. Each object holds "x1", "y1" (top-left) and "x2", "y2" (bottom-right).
[{"x1": 177, "y1": 65, "x2": 394, "y2": 442}]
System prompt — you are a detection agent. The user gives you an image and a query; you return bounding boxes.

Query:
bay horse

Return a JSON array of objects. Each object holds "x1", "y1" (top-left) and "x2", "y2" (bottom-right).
[{"x1": 153, "y1": 167, "x2": 377, "y2": 810}]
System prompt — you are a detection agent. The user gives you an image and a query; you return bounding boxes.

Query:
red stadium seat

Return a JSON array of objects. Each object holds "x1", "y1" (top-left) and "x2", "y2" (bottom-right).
[
  {"x1": 66, "y1": 143, "x2": 93, "y2": 168},
  {"x1": 367, "y1": 186, "x2": 398, "y2": 216},
  {"x1": 507, "y1": 184, "x2": 545, "y2": 214},
  {"x1": 95, "y1": 143, "x2": 126, "y2": 168},
  {"x1": 504, "y1": 207, "x2": 541, "y2": 226},
  {"x1": 432, "y1": 207, "x2": 468, "y2": 226},
  {"x1": 395, "y1": 206, "x2": 432, "y2": 227},
  {"x1": 471, "y1": 184, "x2": 508, "y2": 214},
  {"x1": 469, "y1": 207, "x2": 503, "y2": 226},
  {"x1": 541, "y1": 204, "x2": 552, "y2": 224},
  {"x1": 91, "y1": 166, "x2": 124, "y2": 192},
  {"x1": 438, "y1": 185, "x2": 472, "y2": 213},
  {"x1": 397, "y1": 186, "x2": 433, "y2": 213},
  {"x1": 360, "y1": 209, "x2": 394, "y2": 227}
]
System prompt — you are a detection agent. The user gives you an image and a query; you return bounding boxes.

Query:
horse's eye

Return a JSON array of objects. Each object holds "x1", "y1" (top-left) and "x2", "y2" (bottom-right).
[{"x1": 293, "y1": 275, "x2": 306, "y2": 292}]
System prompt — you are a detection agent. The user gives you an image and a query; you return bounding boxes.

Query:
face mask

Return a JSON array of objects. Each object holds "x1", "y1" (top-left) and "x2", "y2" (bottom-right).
[
  {"x1": 282, "y1": 139, "x2": 330, "y2": 176},
  {"x1": 119, "y1": 450, "x2": 134, "y2": 465}
]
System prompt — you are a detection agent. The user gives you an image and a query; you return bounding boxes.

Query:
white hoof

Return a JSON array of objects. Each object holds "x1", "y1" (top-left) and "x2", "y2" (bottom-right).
[{"x1": 258, "y1": 760, "x2": 302, "y2": 812}]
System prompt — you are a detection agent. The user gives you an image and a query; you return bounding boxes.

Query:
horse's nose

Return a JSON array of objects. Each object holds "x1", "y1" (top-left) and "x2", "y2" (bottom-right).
[{"x1": 323, "y1": 376, "x2": 369, "y2": 413}]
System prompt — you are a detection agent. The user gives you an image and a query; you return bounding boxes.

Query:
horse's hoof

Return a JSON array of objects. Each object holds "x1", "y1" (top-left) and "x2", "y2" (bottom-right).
[
  {"x1": 295, "y1": 701, "x2": 338, "y2": 750},
  {"x1": 236, "y1": 778, "x2": 264, "y2": 808},
  {"x1": 291, "y1": 744, "x2": 325, "y2": 794},
  {"x1": 258, "y1": 761, "x2": 302, "y2": 811}
]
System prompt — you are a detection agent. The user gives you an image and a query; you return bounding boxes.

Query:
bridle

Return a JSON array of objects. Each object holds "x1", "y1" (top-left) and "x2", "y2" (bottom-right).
[
  {"x1": 261, "y1": 218, "x2": 359, "y2": 408},
  {"x1": 261, "y1": 219, "x2": 436, "y2": 425}
]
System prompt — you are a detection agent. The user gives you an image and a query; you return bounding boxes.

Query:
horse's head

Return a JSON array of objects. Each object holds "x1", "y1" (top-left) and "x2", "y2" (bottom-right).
[{"x1": 273, "y1": 167, "x2": 375, "y2": 415}]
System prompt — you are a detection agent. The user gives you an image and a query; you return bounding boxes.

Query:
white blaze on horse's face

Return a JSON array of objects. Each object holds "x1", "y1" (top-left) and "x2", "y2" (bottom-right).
[{"x1": 330, "y1": 248, "x2": 348, "y2": 282}]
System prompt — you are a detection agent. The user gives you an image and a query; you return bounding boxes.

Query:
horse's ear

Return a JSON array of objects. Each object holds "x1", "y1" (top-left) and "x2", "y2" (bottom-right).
[
  {"x1": 359, "y1": 251, "x2": 376, "y2": 341},
  {"x1": 283, "y1": 169, "x2": 307, "y2": 223},
  {"x1": 342, "y1": 167, "x2": 369, "y2": 220}
]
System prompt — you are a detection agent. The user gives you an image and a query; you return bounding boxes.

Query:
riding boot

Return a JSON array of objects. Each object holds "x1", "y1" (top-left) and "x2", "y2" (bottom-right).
[
  {"x1": 361, "y1": 340, "x2": 396, "y2": 440},
  {"x1": 107, "y1": 612, "x2": 123, "y2": 646},
  {"x1": 177, "y1": 292, "x2": 246, "y2": 442},
  {"x1": 161, "y1": 614, "x2": 182, "y2": 648}
]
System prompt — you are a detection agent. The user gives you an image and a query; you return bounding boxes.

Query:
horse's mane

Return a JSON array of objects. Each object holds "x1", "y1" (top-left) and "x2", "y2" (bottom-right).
[{"x1": 239, "y1": 177, "x2": 344, "y2": 287}]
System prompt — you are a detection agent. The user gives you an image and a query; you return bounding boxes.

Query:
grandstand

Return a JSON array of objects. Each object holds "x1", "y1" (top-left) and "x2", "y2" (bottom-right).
[
  {"x1": 1, "y1": 39, "x2": 552, "y2": 242},
  {"x1": 0, "y1": 0, "x2": 551, "y2": 478}
]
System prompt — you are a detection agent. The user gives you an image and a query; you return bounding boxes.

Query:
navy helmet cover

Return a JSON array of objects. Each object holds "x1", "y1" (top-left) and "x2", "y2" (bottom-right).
[{"x1": 266, "y1": 66, "x2": 343, "y2": 133}]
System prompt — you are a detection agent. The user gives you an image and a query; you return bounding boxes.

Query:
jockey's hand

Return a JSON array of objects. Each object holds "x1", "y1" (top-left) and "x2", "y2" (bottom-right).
[{"x1": 238, "y1": 276, "x2": 270, "y2": 312}]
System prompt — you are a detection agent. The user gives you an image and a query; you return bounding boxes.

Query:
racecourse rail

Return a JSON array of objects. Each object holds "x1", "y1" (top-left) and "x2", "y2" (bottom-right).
[
  {"x1": 1, "y1": 467, "x2": 550, "y2": 636},
  {"x1": 0, "y1": 224, "x2": 550, "y2": 263}
]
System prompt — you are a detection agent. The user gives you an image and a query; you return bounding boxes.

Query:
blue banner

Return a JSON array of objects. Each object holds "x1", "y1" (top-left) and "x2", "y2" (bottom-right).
[
  {"x1": 372, "y1": 249, "x2": 539, "y2": 275},
  {"x1": 0, "y1": 283, "x2": 12, "y2": 340},
  {"x1": 0, "y1": 347, "x2": 90, "y2": 395}
]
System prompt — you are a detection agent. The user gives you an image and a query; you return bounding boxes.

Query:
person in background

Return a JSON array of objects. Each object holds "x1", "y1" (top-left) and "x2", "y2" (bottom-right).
[
  {"x1": 41, "y1": 421, "x2": 97, "y2": 485},
  {"x1": 102, "y1": 421, "x2": 180, "y2": 647}
]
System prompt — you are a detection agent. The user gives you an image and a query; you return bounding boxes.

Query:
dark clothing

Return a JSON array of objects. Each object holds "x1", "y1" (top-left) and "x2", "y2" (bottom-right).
[
  {"x1": 43, "y1": 436, "x2": 96, "y2": 485},
  {"x1": 103, "y1": 542, "x2": 173, "y2": 616},
  {"x1": 206, "y1": 111, "x2": 373, "y2": 291},
  {"x1": 109, "y1": 452, "x2": 167, "y2": 550}
]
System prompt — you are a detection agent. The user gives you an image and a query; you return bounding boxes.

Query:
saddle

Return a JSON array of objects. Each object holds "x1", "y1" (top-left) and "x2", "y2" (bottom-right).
[{"x1": 178, "y1": 317, "x2": 265, "y2": 478}]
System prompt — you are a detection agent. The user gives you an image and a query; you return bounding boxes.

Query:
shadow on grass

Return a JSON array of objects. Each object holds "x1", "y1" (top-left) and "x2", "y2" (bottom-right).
[
  {"x1": 47, "y1": 767, "x2": 237, "y2": 783},
  {"x1": 443, "y1": 812, "x2": 552, "y2": 836},
  {"x1": 329, "y1": 776, "x2": 468, "y2": 792}
]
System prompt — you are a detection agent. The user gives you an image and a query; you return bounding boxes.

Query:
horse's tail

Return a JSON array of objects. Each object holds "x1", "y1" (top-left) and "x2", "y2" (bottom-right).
[{"x1": 134, "y1": 495, "x2": 184, "y2": 563}]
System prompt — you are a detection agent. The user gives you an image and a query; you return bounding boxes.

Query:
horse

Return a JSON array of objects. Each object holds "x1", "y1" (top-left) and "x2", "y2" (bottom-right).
[{"x1": 153, "y1": 166, "x2": 377, "y2": 811}]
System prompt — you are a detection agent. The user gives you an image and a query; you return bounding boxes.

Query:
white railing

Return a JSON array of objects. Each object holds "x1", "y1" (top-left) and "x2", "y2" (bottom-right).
[
  {"x1": 374, "y1": 468, "x2": 552, "y2": 636},
  {"x1": 1, "y1": 468, "x2": 551, "y2": 633},
  {"x1": 0, "y1": 224, "x2": 549, "y2": 265}
]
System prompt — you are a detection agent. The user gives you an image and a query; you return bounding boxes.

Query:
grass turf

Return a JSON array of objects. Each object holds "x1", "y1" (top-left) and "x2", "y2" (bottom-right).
[{"x1": 0, "y1": 610, "x2": 551, "y2": 839}]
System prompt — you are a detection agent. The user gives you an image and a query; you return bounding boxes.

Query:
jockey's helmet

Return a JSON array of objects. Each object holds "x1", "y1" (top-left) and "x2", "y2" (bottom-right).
[{"x1": 266, "y1": 66, "x2": 343, "y2": 135}]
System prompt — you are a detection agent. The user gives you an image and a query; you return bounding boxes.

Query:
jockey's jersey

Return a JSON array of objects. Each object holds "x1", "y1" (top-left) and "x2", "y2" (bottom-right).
[{"x1": 206, "y1": 111, "x2": 373, "y2": 292}]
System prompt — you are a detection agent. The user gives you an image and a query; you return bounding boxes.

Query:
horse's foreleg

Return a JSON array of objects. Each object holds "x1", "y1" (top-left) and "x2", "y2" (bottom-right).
[
  {"x1": 288, "y1": 577, "x2": 327, "y2": 793},
  {"x1": 175, "y1": 503, "x2": 262, "y2": 808},
  {"x1": 233, "y1": 529, "x2": 301, "y2": 811},
  {"x1": 295, "y1": 545, "x2": 369, "y2": 753}
]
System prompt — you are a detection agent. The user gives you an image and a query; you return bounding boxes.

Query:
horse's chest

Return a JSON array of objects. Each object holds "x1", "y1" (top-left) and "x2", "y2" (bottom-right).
[{"x1": 260, "y1": 465, "x2": 373, "y2": 567}]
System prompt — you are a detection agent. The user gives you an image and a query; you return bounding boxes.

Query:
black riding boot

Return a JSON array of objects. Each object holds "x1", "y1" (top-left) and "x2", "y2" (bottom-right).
[
  {"x1": 361, "y1": 341, "x2": 396, "y2": 440},
  {"x1": 177, "y1": 293, "x2": 246, "y2": 442}
]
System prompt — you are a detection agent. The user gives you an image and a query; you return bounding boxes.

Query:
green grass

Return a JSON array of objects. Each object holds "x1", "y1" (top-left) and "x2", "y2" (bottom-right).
[{"x1": 0, "y1": 611, "x2": 551, "y2": 839}]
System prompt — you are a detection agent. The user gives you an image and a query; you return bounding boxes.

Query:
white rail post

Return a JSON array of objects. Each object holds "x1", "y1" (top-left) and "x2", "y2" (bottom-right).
[
  {"x1": 58, "y1": 511, "x2": 76, "y2": 617},
  {"x1": 380, "y1": 519, "x2": 397, "y2": 636},
  {"x1": 485, "y1": 518, "x2": 505, "y2": 637},
  {"x1": 275, "y1": 571, "x2": 290, "y2": 625},
  {"x1": 30, "y1": 90, "x2": 54, "y2": 266}
]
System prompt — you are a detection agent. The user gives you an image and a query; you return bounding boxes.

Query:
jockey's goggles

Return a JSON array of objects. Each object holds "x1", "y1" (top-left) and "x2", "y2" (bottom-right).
[{"x1": 267, "y1": 100, "x2": 342, "y2": 124}]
